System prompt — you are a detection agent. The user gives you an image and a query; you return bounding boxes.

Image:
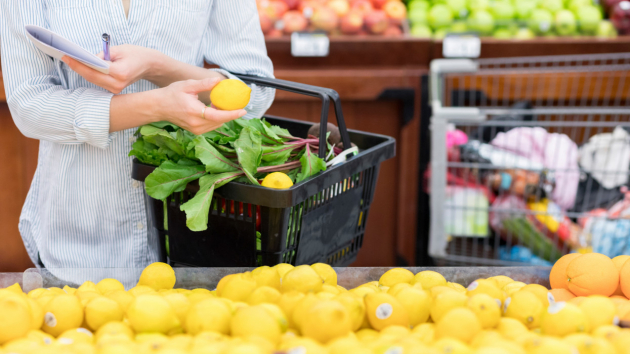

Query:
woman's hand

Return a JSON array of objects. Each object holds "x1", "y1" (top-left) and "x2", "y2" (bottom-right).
[{"x1": 62, "y1": 45, "x2": 163, "y2": 94}]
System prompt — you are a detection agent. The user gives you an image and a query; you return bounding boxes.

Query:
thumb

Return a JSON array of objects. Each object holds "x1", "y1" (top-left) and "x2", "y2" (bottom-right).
[{"x1": 184, "y1": 77, "x2": 222, "y2": 94}]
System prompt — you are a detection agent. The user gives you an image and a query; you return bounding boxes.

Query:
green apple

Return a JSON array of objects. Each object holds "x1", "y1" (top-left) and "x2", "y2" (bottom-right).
[
  {"x1": 493, "y1": 27, "x2": 513, "y2": 38},
  {"x1": 513, "y1": 27, "x2": 537, "y2": 39},
  {"x1": 428, "y1": 4, "x2": 455, "y2": 29},
  {"x1": 409, "y1": 0, "x2": 431, "y2": 11},
  {"x1": 576, "y1": 5, "x2": 603, "y2": 34},
  {"x1": 450, "y1": 21, "x2": 469, "y2": 32},
  {"x1": 433, "y1": 28, "x2": 449, "y2": 39},
  {"x1": 409, "y1": 8, "x2": 429, "y2": 25},
  {"x1": 567, "y1": 0, "x2": 591, "y2": 14},
  {"x1": 491, "y1": 1, "x2": 516, "y2": 26},
  {"x1": 554, "y1": 9, "x2": 577, "y2": 36},
  {"x1": 446, "y1": 0, "x2": 469, "y2": 18},
  {"x1": 596, "y1": 20, "x2": 617, "y2": 38},
  {"x1": 528, "y1": 8, "x2": 554, "y2": 34},
  {"x1": 468, "y1": 0, "x2": 490, "y2": 12},
  {"x1": 538, "y1": 0, "x2": 563, "y2": 14},
  {"x1": 467, "y1": 9, "x2": 496, "y2": 34},
  {"x1": 410, "y1": 24, "x2": 433, "y2": 37},
  {"x1": 514, "y1": 0, "x2": 538, "y2": 20}
]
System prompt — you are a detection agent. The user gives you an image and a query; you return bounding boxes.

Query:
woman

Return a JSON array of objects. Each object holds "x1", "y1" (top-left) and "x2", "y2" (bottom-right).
[{"x1": 0, "y1": 1, "x2": 275, "y2": 269}]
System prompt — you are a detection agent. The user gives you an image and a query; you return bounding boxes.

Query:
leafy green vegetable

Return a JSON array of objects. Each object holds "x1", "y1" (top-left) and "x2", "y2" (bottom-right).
[
  {"x1": 296, "y1": 144, "x2": 327, "y2": 183},
  {"x1": 234, "y1": 127, "x2": 262, "y2": 186},
  {"x1": 144, "y1": 161, "x2": 206, "y2": 200},
  {"x1": 192, "y1": 136, "x2": 239, "y2": 174}
]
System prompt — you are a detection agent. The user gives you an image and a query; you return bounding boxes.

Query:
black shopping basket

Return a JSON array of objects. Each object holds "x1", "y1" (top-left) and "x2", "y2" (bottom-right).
[{"x1": 131, "y1": 75, "x2": 396, "y2": 267}]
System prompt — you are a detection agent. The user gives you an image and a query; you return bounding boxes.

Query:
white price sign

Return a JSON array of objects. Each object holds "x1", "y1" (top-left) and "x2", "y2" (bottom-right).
[
  {"x1": 291, "y1": 32, "x2": 330, "y2": 57},
  {"x1": 443, "y1": 35, "x2": 481, "y2": 58}
]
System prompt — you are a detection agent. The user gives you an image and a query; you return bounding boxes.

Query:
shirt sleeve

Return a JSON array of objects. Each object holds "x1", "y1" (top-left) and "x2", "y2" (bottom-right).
[
  {"x1": 202, "y1": 0, "x2": 276, "y2": 119},
  {"x1": 0, "y1": 1, "x2": 114, "y2": 149}
]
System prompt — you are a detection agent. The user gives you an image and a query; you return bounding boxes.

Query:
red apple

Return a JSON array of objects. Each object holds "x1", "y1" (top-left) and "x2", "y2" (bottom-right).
[
  {"x1": 364, "y1": 10, "x2": 389, "y2": 34},
  {"x1": 383, "y1": 25, "x2": 403, "y2": 36},
  {"x1": 311, "y1": 6, "x2": 340, "y2": 31},
  {"x1": 352, "y1": 0, "x2": 375, "y2": 14},
  {"x1": 340, "y1": 10, "x2": 365, "y2": 34},
  {"x1": 279, "y1": 0, "x2": 301, "y2": 10},
  {"x1": 383, "y1": 1, "x2": 407, "y2": 25},
  {"x1": 299, "y1": 0, "x2": 325, "y2": 18},
  {"x1": 371, "y1": 0, "x2": 390, "y2": 9},
  {"x1": 259, "y1": 12, "x2": 274, "y2": 34},
  {"x1": 270, "y1": 0, "x2": 289, "y2": 19},
  {"x1": 282, "y1": 10, "x2": 309, "y2": 33},
  {"x1": 266, "y1": 28, "x2": 284, "y2": 38},
  {"x1": 328, "y1": 0, "x2": 351, "y2": 17}
]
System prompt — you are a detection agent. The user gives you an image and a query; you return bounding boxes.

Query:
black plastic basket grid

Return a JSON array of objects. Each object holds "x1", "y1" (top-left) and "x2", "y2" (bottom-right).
[{"x1": 132, "y1": 75, "x2": 395, "y2": 268}]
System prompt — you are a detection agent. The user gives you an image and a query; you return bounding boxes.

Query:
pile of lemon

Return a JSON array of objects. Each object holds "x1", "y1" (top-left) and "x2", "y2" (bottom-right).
[{"x1": 1, "y1": 263, "x2": 630, "y2": 354}]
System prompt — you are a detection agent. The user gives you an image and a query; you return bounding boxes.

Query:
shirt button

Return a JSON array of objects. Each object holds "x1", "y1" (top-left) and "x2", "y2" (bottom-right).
[
  {"x1": 137, "y1": 222, "x2": 144, "y2": 230},
  {"x1": 132, "y1": 180, "x2": 140, "y2": 189}
]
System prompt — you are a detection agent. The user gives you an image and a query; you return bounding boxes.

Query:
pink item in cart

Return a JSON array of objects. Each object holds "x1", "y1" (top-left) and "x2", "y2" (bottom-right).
[{"x1": 446, "y1": 129, "x2": 468, "y2": 149}]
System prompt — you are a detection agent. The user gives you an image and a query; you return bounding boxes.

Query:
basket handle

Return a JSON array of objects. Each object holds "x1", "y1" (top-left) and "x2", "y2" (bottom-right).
[{"x1": 235, "y1": 74, "x2": 352, "y2": 159}]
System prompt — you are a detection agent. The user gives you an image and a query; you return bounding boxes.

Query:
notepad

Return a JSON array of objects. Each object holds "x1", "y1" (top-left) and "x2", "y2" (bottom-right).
[{"x1": 25, "y1": 25, "x2": 110, "y2": 74}]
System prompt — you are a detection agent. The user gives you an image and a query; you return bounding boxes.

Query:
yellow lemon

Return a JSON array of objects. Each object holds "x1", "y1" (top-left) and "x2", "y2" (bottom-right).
[
  {"x1": 261, "y1": 172, "x2": 293, "y2": 190},
  {"x1": 231, "y1": 305, "x2": 282, "y2": 344},
  {"x1": 95, "y1": 321, "x2": 134, "y2": 342},
  {"x1": 75, "y1": 291, "x2": 101, "y2": 307},
  {"x1": 128, "y1": 285, "x2": 157, "y2": 297},
  {"x1": 26, "y1": 329, "x2": 55, "y2": 345},
  {"x1": 185, "y1": 298, "x2": 231, "y2": 335},
  {"x1": 277, "y1": 291, "x2": 305, "y2": 329},
  {"x1": 335, "y1": 293, "x2": 366, "y2": 331},
  {"x1": 469, "y1": 330, "x2": 503, "y2": 348},
  {"x1": 394, "y1": 287, "x2": 432, "y2": 326},
  {"x1": 320, "y1": 284, "x2": 341, "y2": 295},
  {"x1": 273, "y1": 263, "x2": 294, "y2": 278},
  {"x1": 466, "y1": 280, "x2": 505, "y2": 305},
  {"x1": 0, "y1": 296, "x2": 32, "y2": 344},
  {"x1": 435, "y1": 307, "x2": 482, "y2": 343},
  {"x1": 467, "y1": 294, "x2": 501, "y2": 329},
  {"x1": 496, "y1": 317, "x2": 529, "y2": 341},
  {"x1": 316, "y1": 292, "x2": 336, "y2": 300},
  {"x1": 518, "y1": 284, "x2": 549, "y2": 306},
  {"x1": 105, "y1": 290, "x2": 134, "y2": 311},
  {"x1": 5, "y1": 283, "x2": 23, "y2": 294},
  {"x1": 486, "y1": 276, "x2": 514, "y2": 289},
  {"x1": 35, "y1": 293, "x2": 57, "y2": 308},
  {"x1": 501, "y1": 281, "x2": 526, "y2": 296},
  {"x1": 278, "y1": 337, "x2": 328, "y2": 354},
  {"x1": 564, "y1": 333, "x2": 616, "y2": 354},
  {"x1": 281, "y1": 265, "x2": 324, "y2": 293},
  {"x1": 364, "y1": 292, "x2": 409, "y2": 330},
  {"x1": 84, "y1": 296, "x2": 123, "y2": 331},
  {"x1": 578, "y1": 296, "x2": 618, "y2": 330},
  {"x1": 430, "y1": 291, "x2": 467, "y2": 322},
  {"x1": 411, "y1": 271, "x2": 447, "y2": 290},
  {"x1": 301, "y1": 300, "x2": 353, "y2": 344},
  {"x1": 25, "y1": 297, "x2": 44, "y2": 330},
  {"x1": 246, "y1": 286, "x2": 281, "y2": 305},
  {"x1": 137, "y1": 262, "x2": 176, "y2": 291},
  {"x1": 258, "y1": 303, "x2": 289, "y2": 333},
  {"x1": 609, "y1": 331, "x2": 630, "y2": 354},
  {"x1": 410, "y1": 323, "x2": 435, "y2": 345},
  {"x1": 350, "y1": 286, "x2": 376, "y2": 298},
  {"x1": 57, "y1": 328, "x2": 93, "y2": 345},
  {"x1": 311, "y1": 263, "x2": 338, "y2": 286},
  {"x1": 355, "y1": 328, "x2": 379, "y2": 342},
  {"x1": 379, "y1": 268, "x2": 414, "y2": 287},
  {"x1": 127, "y1": 294, "x2": 180, "y2": 334},
  {"x1": 77, "y1": 281, "x2": 100, "y2": 295},
  {"x1": 217, "y1": 273, "x2": 257, "y2": 301},
  {"x1": 540, "y1": 302, "x2": 589, "y2": 336},
  {"x1": 28, "y1": 288, "x2": 47, "y2": 299},
  {"x1": 186, "y1": 292, "x2": 212, "y2": 306},
  {"x1": 42, "y1": 294, "x2": 83, "y2": 337},
  {"x1": 62, "y1": 285, "x2": 76, "y2": 295},
  {"x1": 429, "y1": 285, "x2": 458, "y2": 298},
  {"x1": 327, "y1": 335, "x2": 363, "y2": 354},
  {"x1": 592, "y1": 324, "x2": 620, "y2": 340},
  {"x1": 503, "y1": 290, "x2": 544, "y2": 329},
  {"x1": 163, "y1": 293, "x2": 191, "y2": 326},
  {"x1": 387, "y1": 283, "x2": 412, "y2": 296},
  {"x1": 163, "y1": 334, "x2": 193, "y2": 351},
  {"x1": 96, "y1": 279, "x2": 125, "y2": 294},
  {"x1": 527, "y1": 337, "x2": 578, "y2": 354},
  {"x1": 251, "y1": 266, "x2": 281, "y2": 290},
  {"x1": 447, "y1": 282, "x2": 467, "y2": 293},
  {"x1": 2, "y1": 338, "x2": 41, "y2": 354},
  {"x1": 291, "y1": 293, "x2": 321, "y2": 331},
  {"x1": 210, "y1": 79, "x2": 252, "y2": 111},
  {"x1": 432, "y1": 337, "x2": 472, "y2": 354}
]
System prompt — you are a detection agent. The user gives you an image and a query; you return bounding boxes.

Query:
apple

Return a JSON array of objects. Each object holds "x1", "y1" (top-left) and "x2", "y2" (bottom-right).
[
  {"x1": 528, "y1": 8, "x2": 554, "y2": 34},
  {"x1": 491, "y1": 1, "x2": 515, "y2": 23},
  {"x1": 554, "y1": 9, "x2": 577, "y2": 36},
  {"x1": 428, "y1": 4, "x2": 454, "y2": 29},
  {"x1": 576, "y1": 5, "x2": 603, "y2": 34},
  {"x1": 299, "y1": 1, "x2": 324, "y2": 17},
  {"x1": 261, "y1": 0, "x2": 289, "y2": 21},
  {"x1": 409, "y1": 0, "x2": 431, "y2": 12},
  {"x1": 467, "y1": 9, "x2": 495, "y2": 34},
  {"x1": 514, "y1": 0, "x2": 537, "y2": 20},
  {"x1": 446, "y1": 0, "x2": 468, "y2": 18},
  {"x1": 567, "y1": 0, "x2": 591, "y2": 14},
  {"x1": 611, "y1": 1, "x2": 630, "y2": 34},
  {"x1": 433, "y1": 28, "x2": 449, "y2": 39},
  {"x1": 450, "y1": 20, "x2": 468, "y2": 32},
  {"x1": 514, "y1": 27, "x2": 536, "y2": 39},
  {"x1": 282, "y1": 10, "x2": 309, "y2": 33},
  {"x1": 383, "y1": 1, "x2": 407, "y2": 24},
  {"x1": 352, "y1": 0, "x2": 375, "y2": 13},
  {"x1": 311, "y1": 6, "x2": 340, "y2": 31},
  {"x1": 410, "y1": 24, "x2": 433, "y2": 37},
  {"x1": 365, "y1": 10, "x2": 390, "y2": 33},
  {"x1": 493, "y1": 27, "x2": 513, "y2": 38},
  {"x1": 371, "y1": 0, "x2": 390, "y2": 9},
  {"x1": 279, "y1": 0, "x2": 301, "y2": 10},
  {"x1": 468, "y1": 0, "x2": 489, "y2": 12},
  {"x1": 596, "y1": 19, "x2": 618, "y2": 37},
  {"x1": 340, "y1": 10, "x2": 365, "y2": 33},
  {"x1": 259, "y1": 12, "x2": 274, "y2": 34},
  {"x1": 383, "y1": 25, "x2": 404, "y2": 36},
  {"x1": 409, "y1": 8, "x2": 429, "y2": 25},
  {"x1": 266, "y1": 28, "x2": 284, "y2": 37},
  {"x1": 539, "y1": 0, "x2": 563, "y2": 15},
  {"x1": 328, "y1": 0, "x2": 351, "y2": 17}
]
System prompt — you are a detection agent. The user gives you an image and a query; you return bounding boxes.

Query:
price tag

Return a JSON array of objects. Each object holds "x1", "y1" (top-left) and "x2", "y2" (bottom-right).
[
  {"x1": 291, "y1": 32, "x2": 330, "y2": 57},
  {"x1": 442, "y1": 34, "x2": 481, "y2": 58}
]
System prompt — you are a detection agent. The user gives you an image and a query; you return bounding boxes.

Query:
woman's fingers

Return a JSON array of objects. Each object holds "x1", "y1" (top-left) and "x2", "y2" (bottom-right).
[
  {"x1": 62, "y1": 56, "x2": 123, "y2": 93},
  {"x1": 205, "y1": 107, "x2": 248, "y2": 123},
  {"x1": 182, "y1": 77, "x2": 222, "y2": 94}
]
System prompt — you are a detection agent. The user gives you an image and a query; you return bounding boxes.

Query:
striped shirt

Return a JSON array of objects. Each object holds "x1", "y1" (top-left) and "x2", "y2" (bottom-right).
[{"x1": 0, "y1": 1, "x2": 275, "y2": 272}]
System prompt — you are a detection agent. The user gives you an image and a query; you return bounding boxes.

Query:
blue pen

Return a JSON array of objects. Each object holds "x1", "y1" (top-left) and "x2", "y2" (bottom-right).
[{"x1": 102, "y1": 33, "x2": 110, "y2": 61}]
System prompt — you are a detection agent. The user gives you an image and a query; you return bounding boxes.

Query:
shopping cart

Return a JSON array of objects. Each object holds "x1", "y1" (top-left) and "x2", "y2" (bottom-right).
[{"x1": 428, "y1": 53, "x2": 630, "y2": 266}]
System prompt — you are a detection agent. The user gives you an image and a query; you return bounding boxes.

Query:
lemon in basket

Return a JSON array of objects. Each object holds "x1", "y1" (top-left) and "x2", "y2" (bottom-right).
[
  {"x1": 137, "y1": 262, "x2": 176, "y2": 291},
  {"x1": 209, "y1": 79, "x2": 251, "y2": 111},
  {"x1": 261, "y1": 172, "x2": 293, "y2": 189}
]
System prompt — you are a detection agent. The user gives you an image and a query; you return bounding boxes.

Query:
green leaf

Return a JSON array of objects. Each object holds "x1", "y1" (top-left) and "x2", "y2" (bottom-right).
[
  {"x1": 236, "y1": 119, "x2": 284, "y2": 145},
  {"x1": 261, "y1": 144, "x2": 294, "y2": 164},
  {"x1": 296, "y1": 144, "x2": 327, "y2": 183},
  {"x1": 234, "y1": 127, "x2": 262, "y2": 185},
  {"x1": 145, "y1": 161, "x2": 206, "y2": 200},
  {"x1": 202, "y1": 124, "x2": 237, "y2": 145},
  {"x1": 209, "y1": 140, "x2": 235, "y2": 155},
  {"x1": 128, "y1": 137, "x2": 169, "y2": 166},
  {"x1": 264, "y1": 118, "x2": 294, "y2": 138},
  {"x1": 150, "y1": 121, "x2": 180, "y2": 131},
  {"x1": 141, "y1": 125, "x2": 186, "y2": 157},
  {"x1": 286, "y1": 168, "x2": 299, "y2": 183},
  {"x1": 192, "y1": 136, "x2": 240, "y2": 174},
  {"x1": 180, "y1": 171, "x2": 242, "y2": 231}
]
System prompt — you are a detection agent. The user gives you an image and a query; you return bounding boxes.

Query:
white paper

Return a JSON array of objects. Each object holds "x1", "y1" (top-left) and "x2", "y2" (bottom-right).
[
  {"x1": 25, "y1": 25, "x2": 110, "y2": 74},
  {"x1": 443, "y1": 35, "x2": 481, "y2": 59}
]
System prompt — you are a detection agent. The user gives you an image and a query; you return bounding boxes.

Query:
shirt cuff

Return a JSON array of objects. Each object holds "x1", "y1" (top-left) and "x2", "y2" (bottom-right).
[
  {"x1": 209, "y1": 68, "x2": 256, "y2": 116},
  {"x1": 73, "y1": 89, "x2": 115, "y2": 149}
]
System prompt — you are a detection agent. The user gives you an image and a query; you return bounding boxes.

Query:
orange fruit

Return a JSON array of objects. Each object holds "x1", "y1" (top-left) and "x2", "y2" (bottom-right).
[
  {"x1": 550, "y1": 253, "x2": 581, "y2": 290},
  {"x1": 612, "y1": 256, "x2": 630, "y2": 296},
  {"x1": 566, "y1": 253, "x2": 619, "y2": 297},
  {"x1": 548, "y1": 288, "x2": 575, "y2": 302},
  {"x1": 620, "y1": 258, "x2": 630, "y2": 299}
]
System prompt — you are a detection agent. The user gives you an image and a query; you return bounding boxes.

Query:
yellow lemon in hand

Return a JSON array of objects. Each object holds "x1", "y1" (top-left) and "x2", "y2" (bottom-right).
[
  {"x1": 210, "y1": 79, "x2": 251, "y2": 111},
  {"x1": 261, "y1": 172, "x2": 293, "y2": 189},
  {"x1": 137, "y1": 262, "x2": 176, "y2": 291}
]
